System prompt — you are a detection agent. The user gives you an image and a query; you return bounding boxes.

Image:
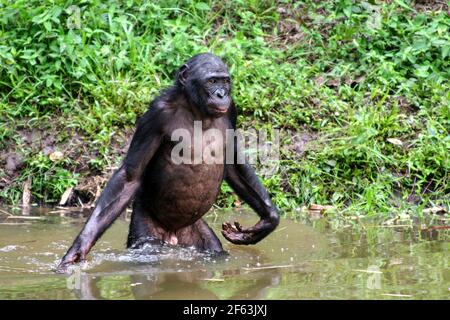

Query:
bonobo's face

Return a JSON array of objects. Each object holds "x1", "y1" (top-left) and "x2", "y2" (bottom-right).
[
  {"x1": 200, "y1": 72, "x2": 231, "y2": 117},
  {"x1": 178, "y1": 53, "x2": 232, "y2": 118}
]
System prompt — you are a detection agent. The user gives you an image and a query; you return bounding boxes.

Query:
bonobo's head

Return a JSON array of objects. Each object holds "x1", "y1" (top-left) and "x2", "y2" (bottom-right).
[{"x1": 177, "y1": 53, "x2": 232, "y2": 118}]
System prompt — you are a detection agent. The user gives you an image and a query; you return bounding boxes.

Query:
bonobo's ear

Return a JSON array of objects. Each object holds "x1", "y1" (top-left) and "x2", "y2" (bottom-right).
[{"x1": 177, "y1": 64, "x2": 189, "y2": 86}]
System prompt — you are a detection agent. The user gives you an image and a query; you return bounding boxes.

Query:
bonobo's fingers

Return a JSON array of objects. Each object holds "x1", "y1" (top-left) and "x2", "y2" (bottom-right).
[
  {"x1": 221, "y1": 221, "x2": 247, "y2": 244},
  {"x1": 56, "y1": 258, "x2": 81, "y2": 274},
  {"x1": 221, "y1": 218, "x2": 279, "y2": 245},
  {"x1": 56, "y1": 253, "x2": 83, "y2": 273},
  {"x1": 55, "y1": 261, "x2": 77, "y2": 274},
  {"x1": 56, "y1": 242, "x2": 87, "y2": 273}
]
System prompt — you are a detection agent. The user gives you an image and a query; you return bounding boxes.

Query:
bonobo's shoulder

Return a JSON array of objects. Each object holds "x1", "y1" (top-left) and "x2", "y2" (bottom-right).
[
  {"x1": 134, "y1": 87, "x2": 180, "y2": 133},
  {"x1": 146, "y1": 99, "x2": 171, "y2": 116},
  {"x1": 139, "y1": 95, "x2": 175, "y2": 121},
  {"x1": 148, "y1": 87, "x2": 181, "y2": 115}
]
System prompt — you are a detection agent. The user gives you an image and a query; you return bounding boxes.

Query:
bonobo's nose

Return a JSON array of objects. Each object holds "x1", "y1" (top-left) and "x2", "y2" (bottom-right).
[{"x1": 216, "y1": 89, "x2": 226, "y2": 99}]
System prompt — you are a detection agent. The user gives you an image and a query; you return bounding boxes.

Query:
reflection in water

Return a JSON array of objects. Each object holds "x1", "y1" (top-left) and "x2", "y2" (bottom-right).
[
  {"x1": 0, "y1": 206, "x2": 448, "y2": 299},
  {"x1": 71, "y1": 268, "x2": 282, "y2": 300}
]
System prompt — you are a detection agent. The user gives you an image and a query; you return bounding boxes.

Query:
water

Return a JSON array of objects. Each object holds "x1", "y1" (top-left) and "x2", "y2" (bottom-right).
[{"x1": 0, "y1": 207, "x2": 448, "y2": 299}]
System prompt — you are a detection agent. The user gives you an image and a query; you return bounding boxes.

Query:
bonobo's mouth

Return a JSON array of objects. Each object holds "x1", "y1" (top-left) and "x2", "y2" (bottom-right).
[
  {"x1": 215, "y1": 107, "x2": 228, "y2": 113},
  {"x1": 210, "y1": 106, "x2": 228, "y2": 115}
]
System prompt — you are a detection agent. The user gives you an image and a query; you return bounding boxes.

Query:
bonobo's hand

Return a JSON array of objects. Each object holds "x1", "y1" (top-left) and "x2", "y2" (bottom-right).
[
  {"x1": 56, "y1": 238, "x2": 90, "y2": 273},
  {"x1": 221, "y1": 216, "x2": 279, "y2": 245}
]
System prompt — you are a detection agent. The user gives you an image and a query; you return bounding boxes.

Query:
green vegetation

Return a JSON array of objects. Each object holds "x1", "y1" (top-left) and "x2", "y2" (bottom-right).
[{"x1": 0, "y1": 0, "x2": 449, "y2": 219}]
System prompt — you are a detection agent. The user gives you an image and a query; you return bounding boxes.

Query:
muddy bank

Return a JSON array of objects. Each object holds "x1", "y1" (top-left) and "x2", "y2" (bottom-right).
[{"x1": 0, "y1": 123, "x2": 134, "y2": 206}]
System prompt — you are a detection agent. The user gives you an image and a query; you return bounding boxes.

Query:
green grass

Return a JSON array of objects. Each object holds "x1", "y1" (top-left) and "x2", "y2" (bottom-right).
[{"x1": 0, "y1": 0, "x2": 449, "y2": 218}]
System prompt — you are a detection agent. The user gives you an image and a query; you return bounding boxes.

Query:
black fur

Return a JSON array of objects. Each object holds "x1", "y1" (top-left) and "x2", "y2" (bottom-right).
[{"x1": 57, "y1": 53, "x2": 279, "y2": 272}]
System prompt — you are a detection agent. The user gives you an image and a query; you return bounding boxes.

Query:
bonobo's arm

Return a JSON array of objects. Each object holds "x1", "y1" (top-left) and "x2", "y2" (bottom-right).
[
  {"x1": 57, "y1": 106, "x2": 165, "y2": 271},
  {"x1": 222, "y1": 104, "x2": 280, "y2": 245}
]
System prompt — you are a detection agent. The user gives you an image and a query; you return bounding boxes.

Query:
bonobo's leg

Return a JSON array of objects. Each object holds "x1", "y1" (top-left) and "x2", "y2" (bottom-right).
[
  {"x1": 127, "y1": 201, "x2": 223, "y2": 253},
  {"x1": 127, "y1": 201, "x2": 164, "y2": 248},
  {"x1": 176, "y1": 219, "x2": 224, "y2": 253}
]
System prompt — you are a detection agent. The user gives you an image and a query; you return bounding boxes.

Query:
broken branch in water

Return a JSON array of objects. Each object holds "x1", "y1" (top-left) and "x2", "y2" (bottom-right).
[
  {"x1": 6, "y1": 216, "x2": 45, "y2": 220},
  {"x1": 242, "y1": 264, "x2": 294, "y2": 272},
  {"x1": 0, "y1": 222, "x2": 32, "y2": 225}
]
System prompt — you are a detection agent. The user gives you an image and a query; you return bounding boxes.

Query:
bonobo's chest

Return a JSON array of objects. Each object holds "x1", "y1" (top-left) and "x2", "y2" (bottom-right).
[
  {"x1": 142, "y1": 113, "x2": 231, "y2": 190},
  {"x1": 162, "y1": 114, "x2": 230, "y2": 166},
  {"x1": 141, "y1": 115, "x2": 230, "y2": 226}
]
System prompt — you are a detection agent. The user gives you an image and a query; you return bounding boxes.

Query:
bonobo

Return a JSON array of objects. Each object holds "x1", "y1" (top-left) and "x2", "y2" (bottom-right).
[{"x1": 57, "y1": 53, "x2": 280, "y2": 270}]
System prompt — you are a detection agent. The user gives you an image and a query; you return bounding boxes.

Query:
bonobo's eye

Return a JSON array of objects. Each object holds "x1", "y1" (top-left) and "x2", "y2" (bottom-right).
[{"x1": 207, "y1": 78, "x2": 217, "y2": 85}]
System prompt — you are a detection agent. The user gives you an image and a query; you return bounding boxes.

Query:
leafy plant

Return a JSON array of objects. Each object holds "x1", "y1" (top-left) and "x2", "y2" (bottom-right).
[{"x1": 0, "y1": 0, "x2": 448, "y2": 218}]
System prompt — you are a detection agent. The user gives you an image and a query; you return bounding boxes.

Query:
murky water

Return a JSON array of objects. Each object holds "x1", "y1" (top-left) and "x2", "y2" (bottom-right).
[{"x1": 0, "y1": 206, "x2": 448, "y2": 299}]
